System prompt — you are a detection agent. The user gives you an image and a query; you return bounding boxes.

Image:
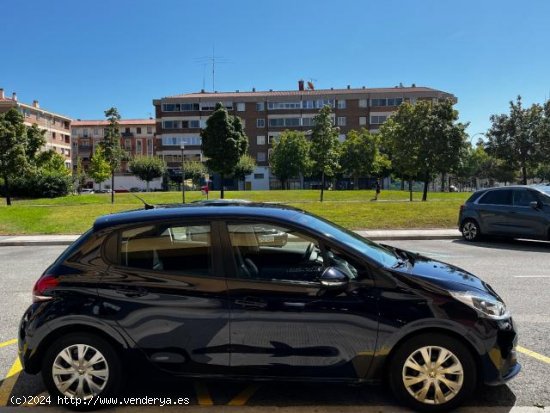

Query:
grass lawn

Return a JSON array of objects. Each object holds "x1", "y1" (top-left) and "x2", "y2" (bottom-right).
[{"x1": 0, "y1": 190, "x2": 469, "y2": 235}]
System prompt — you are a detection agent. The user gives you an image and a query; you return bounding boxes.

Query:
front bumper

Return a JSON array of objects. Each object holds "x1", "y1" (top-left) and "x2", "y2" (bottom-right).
[{"x1": 480, "y1": 318, "x2": 521, "y2": 386}]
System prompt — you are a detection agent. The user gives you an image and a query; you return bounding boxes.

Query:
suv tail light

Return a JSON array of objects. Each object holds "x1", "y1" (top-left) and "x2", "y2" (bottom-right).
[
  {"x1": 32, "y1": 275, "x2": 59, "y2": 303},
  {"x1": 459, "y1": 204, "x2": 465, "y2": 213}
]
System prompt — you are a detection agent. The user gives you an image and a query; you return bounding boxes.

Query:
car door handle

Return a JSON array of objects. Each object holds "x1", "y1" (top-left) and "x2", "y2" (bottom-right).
[
  {"x1": 283, "y1": 302, "x2": 306, "y2": 310},
  {"x1": 234, "y1": 297, "x2": 267, "y2": 309},
  {"x1": 115, "y1": 287, "x2": 148, "y2": 298}
]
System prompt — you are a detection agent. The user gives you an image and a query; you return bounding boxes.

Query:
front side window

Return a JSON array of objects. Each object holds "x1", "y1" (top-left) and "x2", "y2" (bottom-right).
[
  {"x1": 119, "y1": 224, "x2": 212, "y2": 275},
  {"x1": 478, "y1": 189, "x2": 513, "y2": 205},
  {"x1": 227, "y1": 222, "x2": 323, "y2": 282},
  {"x1": 513, "y1": 189, "x2": 538, "y2": 207}
]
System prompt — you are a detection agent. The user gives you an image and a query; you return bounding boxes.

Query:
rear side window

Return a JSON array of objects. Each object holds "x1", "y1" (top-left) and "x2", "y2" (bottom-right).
[
  {"x1": 118, "y1": 223, "x2": 212, "y2": 275},
  {"x1": 466, "y1": 191, "x2": 486, "y2": 203},
  {"x1": 478, "y1": 189, "x2": 512, "y2": 205}
]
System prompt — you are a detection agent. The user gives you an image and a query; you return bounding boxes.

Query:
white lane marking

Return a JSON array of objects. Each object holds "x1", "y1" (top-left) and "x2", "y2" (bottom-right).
[{"x1": 514, "y1": 276, "x2": 550, "y2": 278}]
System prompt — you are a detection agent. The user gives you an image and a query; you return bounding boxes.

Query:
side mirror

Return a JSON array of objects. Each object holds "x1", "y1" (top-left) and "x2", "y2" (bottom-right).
[
  {"x1": 320, "y1": 266, "x2": 349, "y2": 288},
  {"x1": 530, "y1": 200, "x2": 542, "y2": 210}
]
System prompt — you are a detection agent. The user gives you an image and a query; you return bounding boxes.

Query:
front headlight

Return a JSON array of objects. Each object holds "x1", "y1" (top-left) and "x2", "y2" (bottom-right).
[{"x1": 450, "y1": 291, "x2": 509, "y2": 320}]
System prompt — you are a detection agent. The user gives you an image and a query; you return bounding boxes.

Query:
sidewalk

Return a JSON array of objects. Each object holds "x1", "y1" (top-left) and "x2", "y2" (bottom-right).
[{"x1": 0, "y1": 229, "x2": 461, "y2": 247}]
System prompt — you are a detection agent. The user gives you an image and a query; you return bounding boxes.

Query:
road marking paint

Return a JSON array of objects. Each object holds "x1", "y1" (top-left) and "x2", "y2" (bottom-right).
[
  {"x1": 0, "y1": 357, "x2": 23, "y2": 406},
  {"x1": 0, "y1": 339, "x2": 17, "y2": 349},
  {"x1": 227, "y1": 383, "x2": 261, "y2": 406},
  {"x1": 194, "y1": 382, "x2": 213, "y2": 406},
  {"x1": 517, "y1": 346, "x2": 550, "y2": 364},
  {"x1": 514, "y1": 276, "x2": 550, "y2": 278}
]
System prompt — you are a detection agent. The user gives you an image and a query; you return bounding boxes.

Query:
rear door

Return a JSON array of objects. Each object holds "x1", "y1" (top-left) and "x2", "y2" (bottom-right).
[
  {"x1": 475, "y1": 189, "x2": 514, "y2": 235},
  {"x1": 97, "y1": 220, "x2": 231, "y2": 375}
]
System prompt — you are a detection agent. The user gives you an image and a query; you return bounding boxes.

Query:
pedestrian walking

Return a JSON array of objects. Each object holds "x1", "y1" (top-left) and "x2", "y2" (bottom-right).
[{"x1": 374, "y1": 179, "x2": 381, "y2": 200}]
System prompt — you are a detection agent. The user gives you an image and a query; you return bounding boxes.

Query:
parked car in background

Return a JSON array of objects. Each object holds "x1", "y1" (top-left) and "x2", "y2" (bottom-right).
[
  {"x1": 20, "y1": 203, "x2": 519, "y2": 411},
  {"x1": 80, "y1": 188, "x2": 94, "y2": 194},
  {"x1": 458, "y1": 185, "x2": 550, "y2": 241}
]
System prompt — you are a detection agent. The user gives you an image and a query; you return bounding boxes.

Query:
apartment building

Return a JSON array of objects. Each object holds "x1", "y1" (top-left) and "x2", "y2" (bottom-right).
[
  {"x1": 71, "y1": 119, "x2": 156, "y2": 190},
  {"x1": 154, "y1": 83, "x2": 456, "y2": 190},
  {"x1": 0, "y1": 88, "x2": 72, "y2": 168}
]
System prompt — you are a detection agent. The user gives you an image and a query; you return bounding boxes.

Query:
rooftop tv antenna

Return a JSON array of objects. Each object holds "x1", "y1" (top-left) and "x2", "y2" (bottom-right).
[{"x1": 195, "y1": 46, "x2": 230, "y2": 92}]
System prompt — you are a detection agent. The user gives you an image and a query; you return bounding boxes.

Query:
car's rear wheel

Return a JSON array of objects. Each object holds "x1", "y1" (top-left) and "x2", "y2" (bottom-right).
[
  {"x1": 461, "y1": 219, "x2": 481, "y2": 242},
  {"x1": 42, "y1": 333, "x2": 121, "y2": 407},
  {"x1": 389, "y1": 333, "x2": 477, "y2": 412}
]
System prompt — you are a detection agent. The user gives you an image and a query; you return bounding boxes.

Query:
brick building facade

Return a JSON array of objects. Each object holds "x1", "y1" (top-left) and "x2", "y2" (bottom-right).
[
  {"x1": 153, "y1": 83, "x2": 456, "y2": 190},
  {"x1": 0, "y1": 88, "x2": 72, "y2": 168}
]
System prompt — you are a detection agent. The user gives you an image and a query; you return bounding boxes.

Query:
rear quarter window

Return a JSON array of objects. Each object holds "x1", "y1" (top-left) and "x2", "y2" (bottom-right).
[
  {"x1": 478, "y1": 189, "x2": 513, "y2": 205},
  {"x1": 466, "y1": 191, "x2": 486, "y2": 203}
]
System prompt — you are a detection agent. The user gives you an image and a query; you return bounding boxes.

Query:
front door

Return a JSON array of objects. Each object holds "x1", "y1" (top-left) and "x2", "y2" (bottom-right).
[
  {"x1": 222, "y1": 221, "x2": 379, "y2": 380},
  {"x1": 97, "y1": 220, "x2": 231, "y2": 375},
  {"x1": 511, "y1": 189, "x2": 548, "y2": 239}
]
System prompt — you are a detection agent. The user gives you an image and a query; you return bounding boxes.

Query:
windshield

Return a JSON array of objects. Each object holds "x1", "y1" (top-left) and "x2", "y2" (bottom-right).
[{"x1": 292, "y1": 212, "x2": 399, "y2": 268}]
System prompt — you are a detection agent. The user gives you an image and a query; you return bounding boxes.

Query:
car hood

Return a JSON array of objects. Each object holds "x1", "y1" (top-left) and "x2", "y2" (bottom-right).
[{"x1": 384, "y1": 245, "x2": 490, "y2": 294}]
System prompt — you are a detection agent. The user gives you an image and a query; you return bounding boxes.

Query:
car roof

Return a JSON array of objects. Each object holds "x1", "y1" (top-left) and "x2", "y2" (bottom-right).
[{"x1": 93, "y1": 202, "x2": 306, "y2": 231}]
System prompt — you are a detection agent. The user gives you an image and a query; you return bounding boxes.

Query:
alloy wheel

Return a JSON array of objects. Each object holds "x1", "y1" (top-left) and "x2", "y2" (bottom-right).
[{"x1": 462, "y1": 222, "x2": 478, "y2": 240}]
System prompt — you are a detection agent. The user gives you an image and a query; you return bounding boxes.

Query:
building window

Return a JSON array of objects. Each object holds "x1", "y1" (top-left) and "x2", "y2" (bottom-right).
[
  {"x1": 137, "y1": 127, "x2": 142, "y2": 134},
  {"x1": 257, "y1": 152, "x2": 266, "y2": 162},
  {"x1": 267, "y1": 101, "x2": 302, "y2": 110},
  {"x1": 147, "y1": 126, "x2": 153, "y2": 134},
  {"x1": 188, "y1": 120, "x2": 200, "y2": 128},
  {"x1": 125, "y1": 139, "x2": 132, "y2": 150},
  {"x1": 83, "y1": 129, "x2": 88, "y2": 137},
  {"x1": 268, "y1": 117, "x2": 301, "y2": 127},
  {"x1": 93, "y1": 128, "x2": 99, "y2": 135},
  {"x1": 257, "y1": 136, "x2": 266, "y2": 145},
  {"x1": 359, "y1": 99, "x2": 368, "y2": 108},
  {"x1": 370, "y1": 115, "x2": 388, "y2": 125},
  {"x1": 136, "y1": 140, "x2": 143, "y2": 155},
  {"x1": 256, "y1": 102, "x2": 264, "y2": 111},
  {"x1": 337, "y1": 117, "x2": 346, "y2": 126},
  {"x1": 387, "y1": 98, "x2": 403, "y2": 106},
  {"x1": 337, "y1": 100, "x2": 346, "y2": 109},
  {"x1": 302, "y1": 117, "x2": 315, "y2": 127},
  {"x1": 254, "y1": 173, "x2": 264, "y2": 180},
  {"x1": 256, "y1": 118, "x2": 265, "y2": 128},
  {"x1": 125, "y1": 127, "x2": 131, "y2": 134},
  {"x1": 147, "y1": 139, "x2": 153, "y2": 155},
  {"x1": 237, "y1": 102, "x2": 245, "y2": 111},
  {"x1": 359, "y1": 116, "x2": 367, "y2": 126}
]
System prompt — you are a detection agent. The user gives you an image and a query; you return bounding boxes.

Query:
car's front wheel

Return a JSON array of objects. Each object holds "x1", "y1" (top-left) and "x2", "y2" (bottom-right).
[
  {"x1": 42, "y1": 333, "x2": 122, "y2": 406},
  {"x1": 389, "y1": 333, "x2": 477, "y2": 412}
]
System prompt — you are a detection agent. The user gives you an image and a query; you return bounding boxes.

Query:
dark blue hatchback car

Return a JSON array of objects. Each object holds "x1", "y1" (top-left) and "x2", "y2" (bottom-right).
[{"x1": 19, "y1": 203, "x2": 520, "y2": 411}]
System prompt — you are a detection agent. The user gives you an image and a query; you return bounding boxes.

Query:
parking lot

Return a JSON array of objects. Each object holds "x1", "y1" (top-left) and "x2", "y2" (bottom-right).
[{"x1": 0, "y1": 239, "x2": 549, "y2": 411}]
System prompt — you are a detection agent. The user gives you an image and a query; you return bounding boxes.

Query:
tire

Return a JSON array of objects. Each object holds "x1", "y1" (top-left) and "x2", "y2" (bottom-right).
[
  {"x1": 461, "y1": 219, "x2": 481, "y2": 242},
  {"x1": 42, "y1": 333, "x2": 122, "y2": 409},
  {"x1": 389, "y1": 333, "x2": 477, "y2": 412}
]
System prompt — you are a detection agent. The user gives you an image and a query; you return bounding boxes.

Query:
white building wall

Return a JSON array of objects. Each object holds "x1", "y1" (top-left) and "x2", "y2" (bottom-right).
[
  {"x1": 93, "y1": 175, "x2": 162, "y2": 191},
  {"x1": 244, "y1": 166, "x2": 270, "y2": 190}
]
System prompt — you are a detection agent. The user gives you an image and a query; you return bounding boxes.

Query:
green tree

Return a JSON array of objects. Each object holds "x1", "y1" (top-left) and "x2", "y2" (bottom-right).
[
  {"x1": 200, "y1": 103, "x2": 248, "y2": 198},
  {"x1": 270, "y1": 130, "x2": 310, "y2": 189},
  {"x1": 380, "y1": 100, "x2": 466, "y2": 201},
  {"x1": 26, "y1": 124, "x2": 47, "y2": 163},
  {"x1": 340, "y1": 129, "x2": 389, "y2": 189},
  {"x1": 100, "y1": 107, "x2": 124, "y2": 203},
  {"x1": 89, "y1": 146, "x2": 111, "y2": 190},
  {"x1": 36, "y1": 151, "x2": 71, "y2": 175},
  {"x1": 183, "y1": 160, "x2": 208, "y2": 187},
  {"x1": 0, "y1": 109, "x2": 28, "y2": 205},
  {"x1": 233, "y1": 154, "x2": 256, "y2": 189},
  {"x1": 74, "y1": 158, "x2": 87, "y2": 194},
  {"x1": 129, "y1": 156, "x2": 166, "y2": 192},
  {"x1": 309, "y1": 105, "x2": 340, "y2": 201},
  {"x1": 485, "y1": 96, "x2": 543, "y2": 185}
]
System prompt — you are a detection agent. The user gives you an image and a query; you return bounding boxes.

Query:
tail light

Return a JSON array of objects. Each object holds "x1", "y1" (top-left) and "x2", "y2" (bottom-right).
[
  {"x1": 459, "y1": 204, "x2": 465, "y2": 213},
  {"x1": 32, "y1": 275, "x2": 59, "y2": 303}
]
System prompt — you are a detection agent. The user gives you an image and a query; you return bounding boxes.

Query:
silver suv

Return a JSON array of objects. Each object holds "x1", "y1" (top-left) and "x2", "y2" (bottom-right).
[{"x1": 458, "y1": 185, "x2": 550, "y2": 241}]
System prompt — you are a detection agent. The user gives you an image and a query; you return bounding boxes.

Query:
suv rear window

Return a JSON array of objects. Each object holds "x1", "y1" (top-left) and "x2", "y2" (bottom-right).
[{"x1": 478, "y1": 189, "x2": 513, "y2": 205}]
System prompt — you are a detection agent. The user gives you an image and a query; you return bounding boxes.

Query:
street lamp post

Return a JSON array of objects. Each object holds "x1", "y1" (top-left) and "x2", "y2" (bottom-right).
[{"x1": 181, "y1": 144, "x2": 186, "y2": 204}]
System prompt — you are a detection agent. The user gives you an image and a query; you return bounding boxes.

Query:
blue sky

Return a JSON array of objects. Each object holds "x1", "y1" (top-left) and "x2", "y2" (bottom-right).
[{"x1": 2, "y1": 0, "x2": 550, "y2": 136}]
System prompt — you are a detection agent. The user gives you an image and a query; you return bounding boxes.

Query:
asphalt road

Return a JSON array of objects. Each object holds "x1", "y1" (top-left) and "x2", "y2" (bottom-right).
[{"x1": 0, "y1": 240, "x2": 549, "y2": 412}]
